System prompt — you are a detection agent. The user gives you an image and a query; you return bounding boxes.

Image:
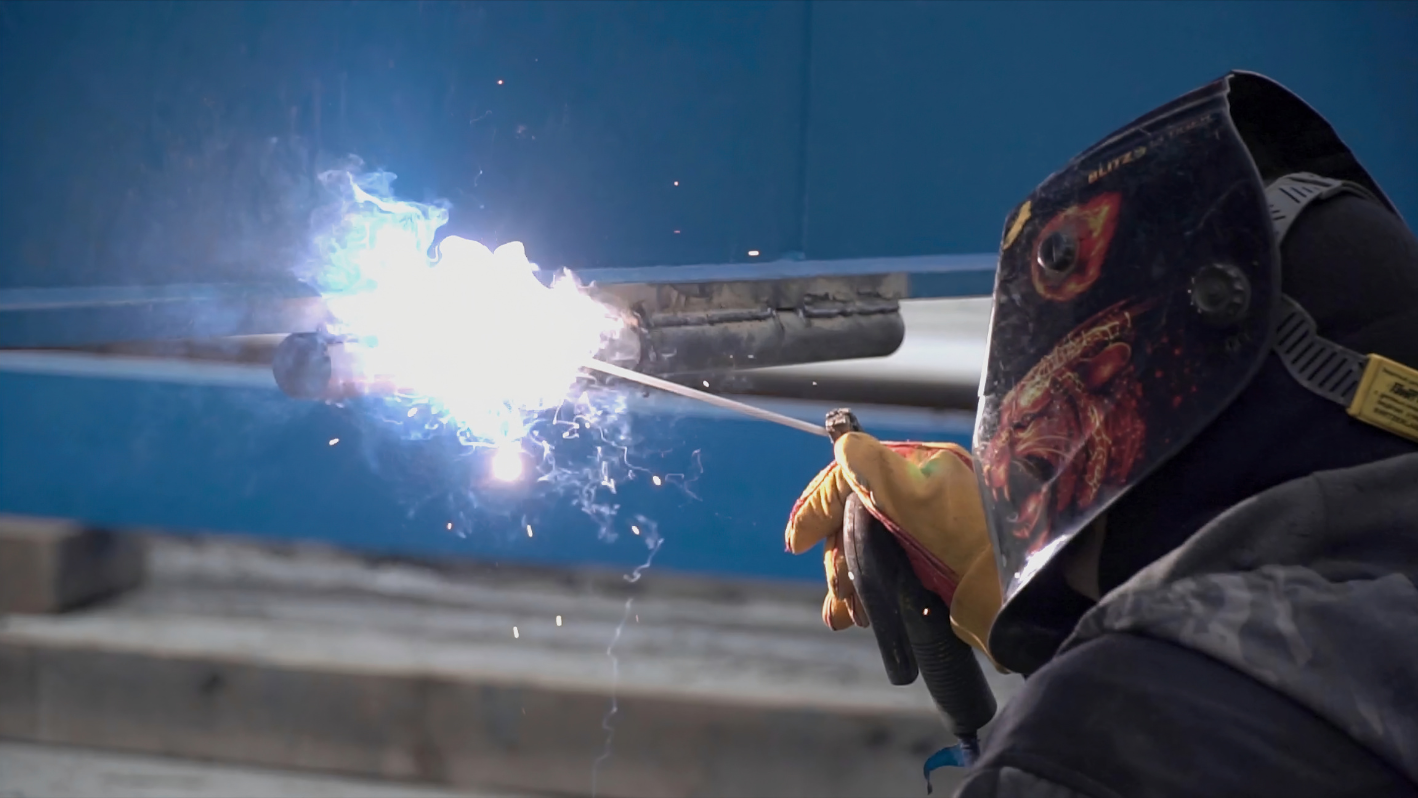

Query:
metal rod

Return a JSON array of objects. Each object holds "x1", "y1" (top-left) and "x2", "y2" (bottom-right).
[{"x1": 581, "y1": 358, "x2": 830, "y2": 438}]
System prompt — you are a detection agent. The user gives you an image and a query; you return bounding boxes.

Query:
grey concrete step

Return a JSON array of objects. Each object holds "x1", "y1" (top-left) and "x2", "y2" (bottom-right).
[
  {"x1": 0, "y1": 740, "x2": 497, "y2": 798},
  {"x1": 0, "y1": 535, "x2": 1023, "y2": 798},
  {"x1": 0, "y1": 517, "x2": 144, "y2": 614}
]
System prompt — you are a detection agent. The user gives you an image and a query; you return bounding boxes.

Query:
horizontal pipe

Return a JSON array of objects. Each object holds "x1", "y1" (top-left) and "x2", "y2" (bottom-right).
[{"x1": 0, "y1": 255, "x2": 997, "y2": 350}]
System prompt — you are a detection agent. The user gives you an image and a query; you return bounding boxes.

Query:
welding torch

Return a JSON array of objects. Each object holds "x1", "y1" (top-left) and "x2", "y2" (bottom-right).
[{"x1": 826, "y1": 408, "x2": 996, "y2": 786}]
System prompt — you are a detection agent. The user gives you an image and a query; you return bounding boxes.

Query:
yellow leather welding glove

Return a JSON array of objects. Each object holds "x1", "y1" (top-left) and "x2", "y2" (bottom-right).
[{"x1": 785, "y1": 432, "x2": 1004, "y2": 666}]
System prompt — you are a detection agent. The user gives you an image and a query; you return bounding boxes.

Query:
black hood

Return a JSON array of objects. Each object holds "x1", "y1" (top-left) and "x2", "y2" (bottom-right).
[{"x1": 1100, "y1": 191, "x2": 1418, "y2": 594}]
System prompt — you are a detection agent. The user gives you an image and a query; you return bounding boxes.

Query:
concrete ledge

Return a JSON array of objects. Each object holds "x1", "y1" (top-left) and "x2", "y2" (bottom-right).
[
  {"x1": 0, "y1": 740, "x2": 491, "y2": 798},
  {"x1": 0, "y1": 535, "x2": 1022, "y2": 798},
  {"x1": 0, "y1": 516, "x2": 145, "y2": 614}
]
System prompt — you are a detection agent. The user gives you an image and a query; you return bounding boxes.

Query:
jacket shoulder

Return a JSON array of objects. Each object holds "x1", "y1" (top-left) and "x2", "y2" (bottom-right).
[{"x1": 959, "y1": 632, "x2": 1418, "y2": 798}]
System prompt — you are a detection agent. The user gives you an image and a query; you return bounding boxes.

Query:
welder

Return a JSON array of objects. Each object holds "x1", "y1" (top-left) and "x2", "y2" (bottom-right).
[{"x1": 786, "y1": 71, "x2": 1418, "y2": 797}]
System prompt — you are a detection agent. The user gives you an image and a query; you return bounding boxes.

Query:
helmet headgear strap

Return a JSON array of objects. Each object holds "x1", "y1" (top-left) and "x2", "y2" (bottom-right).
[{"x1": 1267, "y1": 173, "x2": 1418, "y2": 443}]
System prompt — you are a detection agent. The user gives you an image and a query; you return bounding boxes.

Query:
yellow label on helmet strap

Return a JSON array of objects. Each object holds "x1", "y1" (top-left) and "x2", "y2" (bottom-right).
[{"x1": 1347, "y1": 354, "x2": 1418, "y2": 444}]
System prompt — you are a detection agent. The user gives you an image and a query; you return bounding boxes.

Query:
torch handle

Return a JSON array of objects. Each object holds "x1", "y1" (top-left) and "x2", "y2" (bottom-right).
[{"x1": 829, "y1": 409, "x2": 997, "y2": 759}]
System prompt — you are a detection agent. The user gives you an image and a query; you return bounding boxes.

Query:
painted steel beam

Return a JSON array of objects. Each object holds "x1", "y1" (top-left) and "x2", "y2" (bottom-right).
[
  {"x1": 0, "y1": 255, "x2": 997, "y2": 350},
  {"x1": 0, "y1": 281, "x2": 328, "y2": 350}
]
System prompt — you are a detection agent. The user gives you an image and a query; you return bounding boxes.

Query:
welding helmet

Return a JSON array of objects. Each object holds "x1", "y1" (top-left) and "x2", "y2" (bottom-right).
[{"x1": 972, "y1": 71, "x2": 1416, "y2": 673}]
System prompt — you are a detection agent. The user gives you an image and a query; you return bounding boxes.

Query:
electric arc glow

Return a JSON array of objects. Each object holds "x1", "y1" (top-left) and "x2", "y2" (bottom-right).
[
  {"x1": 491, "y1": 444, "x2": 526, "y2": 482},
  {"x1": 311, "y1": 168, "x2": 627, "y2": 449}
]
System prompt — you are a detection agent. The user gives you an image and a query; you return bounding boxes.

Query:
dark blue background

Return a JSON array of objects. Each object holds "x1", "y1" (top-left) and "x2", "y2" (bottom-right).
[
  {"x1": 1, "y1": 1, "x2": 1414, "y2": 580},
  {"x1": 2, "y1": 1, "x2": 1413, "y2": 285},
  {"x1": 0, "y1": 367, "x2": 974, "y2": 581}
]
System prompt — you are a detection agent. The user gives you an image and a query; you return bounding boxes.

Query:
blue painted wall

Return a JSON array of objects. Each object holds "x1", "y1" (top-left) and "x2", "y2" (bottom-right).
[
  {"x1": 0, "y1": 365, "x2": 973, "y2": 581},
  {"x1": 1, "y1": 1, "x2": 1414, "y2": 579},
  {"x1": 803, "y1": 0, "x2": 1418, "y2": 258},
  {"x1": 1, "y1": 1, "x2": 1413, "y2": 286}
]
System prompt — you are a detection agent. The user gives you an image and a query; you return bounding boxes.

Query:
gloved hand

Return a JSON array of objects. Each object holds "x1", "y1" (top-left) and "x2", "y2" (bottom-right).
[{"x1": 785, "y1": 432, "x2": 1004, "y2": 663}]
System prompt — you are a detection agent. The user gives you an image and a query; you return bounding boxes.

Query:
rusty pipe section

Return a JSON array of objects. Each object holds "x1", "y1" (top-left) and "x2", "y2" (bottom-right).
[{"x1": 272, "y1": 272, "x2": 907, "y2": 401}]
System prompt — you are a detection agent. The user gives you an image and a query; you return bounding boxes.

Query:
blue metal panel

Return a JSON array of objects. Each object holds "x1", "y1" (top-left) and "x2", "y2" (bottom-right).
[
  {"x1": 0, "y1": 1, "x2": 814, "y2": 288},
  {"x1": 0, "y1": 282, "x2": 325, "y2": 349},
  {"x1": 5, "y1": 2, "x2": 1411, "y2": 292},
  {"x1": 3, "y1": 0, "x2": 1412, "y2": 584},
  {"x1": 0, "y1": 359, "x2": 973, "y2": 582},
  {"x1": 803, "y1": 1, "x2": 1418, "y2": 258},
  {"x1": 561, "y1": 253, "x2": 1000, "y2": 299}
]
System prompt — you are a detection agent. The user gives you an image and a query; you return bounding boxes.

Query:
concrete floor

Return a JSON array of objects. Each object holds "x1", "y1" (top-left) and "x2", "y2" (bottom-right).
[
  {"x1": 0, "y1": 740, "x2": 515, "y2": 798},
  {"x1": 1, "y1": 536, "x2": 1023, "y2": 798}
]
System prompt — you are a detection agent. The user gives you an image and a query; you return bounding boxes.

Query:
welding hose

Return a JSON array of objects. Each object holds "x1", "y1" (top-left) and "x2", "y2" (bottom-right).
[{"x1": 842, "y1": 492, "x2": 997, "y2": 780}]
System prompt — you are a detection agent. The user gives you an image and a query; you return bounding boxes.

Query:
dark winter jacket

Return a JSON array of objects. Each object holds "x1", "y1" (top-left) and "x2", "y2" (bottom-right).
[{"x1": 956, "y1": 452, "x2": 1418, "y2": 798}]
